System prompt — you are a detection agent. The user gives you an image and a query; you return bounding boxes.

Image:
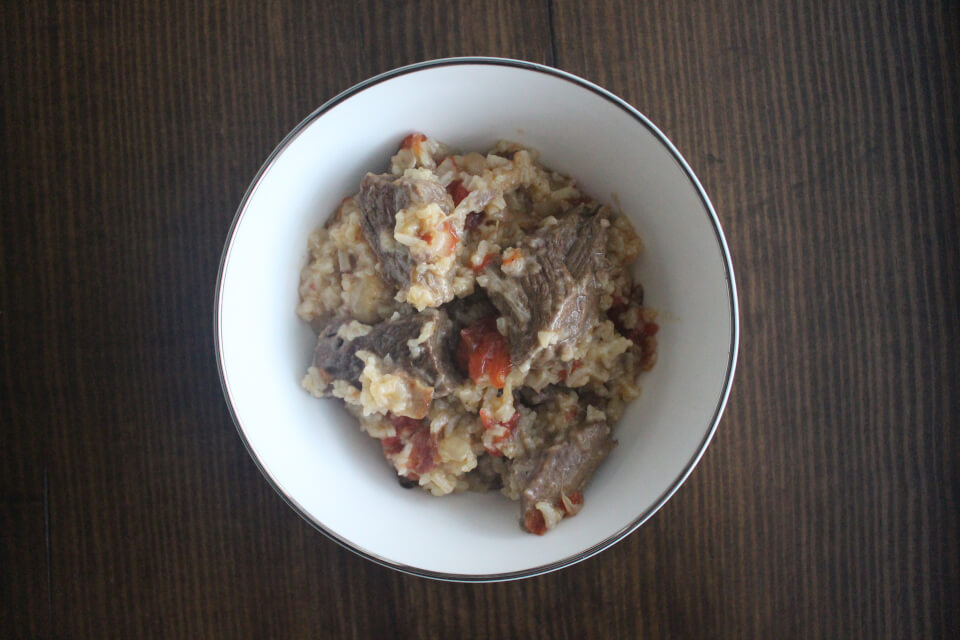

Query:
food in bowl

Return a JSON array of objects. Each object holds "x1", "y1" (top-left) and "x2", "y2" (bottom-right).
[{"x1": 297, "y1": 133, "x2": 658, "y2": 534}]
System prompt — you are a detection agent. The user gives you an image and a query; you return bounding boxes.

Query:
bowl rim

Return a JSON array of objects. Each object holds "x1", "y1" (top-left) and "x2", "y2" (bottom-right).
[{"x1": 214, "y1": 56, "x2": 740, "y2": 582}]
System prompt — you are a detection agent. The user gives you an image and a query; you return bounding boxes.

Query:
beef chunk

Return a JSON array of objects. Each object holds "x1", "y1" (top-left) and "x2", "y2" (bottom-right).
[
  {"x1": 357, "y1": 172, "x2": 451, "y2": 288},
  {"x1": 311, "y1": 309, "x2": 460, "y2": 395},
  {"x1": 479, "y1": 205, "x2": 608, "y2": 364},
  {"x1": 505, "y1": 421, "x2": 616, "y2": 532}
]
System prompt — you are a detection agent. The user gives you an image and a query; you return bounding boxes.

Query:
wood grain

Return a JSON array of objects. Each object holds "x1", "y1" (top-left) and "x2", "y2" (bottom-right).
[
  {"x1": 552, "y1": 1, "x2": 960, "y2": 637},
  {"x1": 1, "y1": 0, "x2": 957, "y2": 638}
]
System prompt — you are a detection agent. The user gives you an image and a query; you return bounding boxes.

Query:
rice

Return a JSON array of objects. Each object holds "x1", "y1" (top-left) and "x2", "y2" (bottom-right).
[{"x1": 298, "y1": 134, "x2": 658, "y2": 531}]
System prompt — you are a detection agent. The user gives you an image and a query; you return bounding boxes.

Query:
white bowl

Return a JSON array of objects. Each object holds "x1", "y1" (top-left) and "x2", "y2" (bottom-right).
[{"x1": 215, "y1": 57, "x2": 738, "y2": 581}]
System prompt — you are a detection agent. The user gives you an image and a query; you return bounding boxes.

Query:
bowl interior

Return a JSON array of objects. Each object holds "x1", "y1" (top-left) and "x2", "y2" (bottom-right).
[{"x1": 217, "y1": 61, "x2": 736, "y2": 578}]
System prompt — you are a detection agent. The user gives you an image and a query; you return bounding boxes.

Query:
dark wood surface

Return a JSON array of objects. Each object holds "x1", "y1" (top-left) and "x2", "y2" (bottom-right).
[{"x1": 2, "y1": 1, "x2": 957, "y2": 637}]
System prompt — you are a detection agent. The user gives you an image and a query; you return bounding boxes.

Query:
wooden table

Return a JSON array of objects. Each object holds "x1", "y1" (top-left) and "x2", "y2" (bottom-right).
[{"x1": 3, "y1": 1, "x2": 957, "y2": 637}]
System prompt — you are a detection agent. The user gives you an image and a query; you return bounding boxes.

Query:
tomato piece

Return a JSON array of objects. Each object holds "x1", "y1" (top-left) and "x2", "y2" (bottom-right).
[
  {"x1": 524, "y1": 508, "x2": 547, "y2": 535},
  {"x1": 558, "y1": 490, "x2": 585, "y2": 516},
  {"x1": 407, "y1": 428, "x2": 438, "y2": 474},
  {"x1": 387, "y1": 413, "x2": 423, "y2": 436},
  {"x1": 400, "y1": 132, "x2": 426, "y2": 150},
  {"x1": 501, "y1": 248, "x2": 521, "y2": 266},
  {"x1": 380, "y1": 436, "x2": 404, "y2": 456},
  {"x1": 471, "y1": 253, "x2": 495, "y2": 273},
  {"x1": 442, "y1": 220, "x2": 460, "y2": 256},
  {"x1": 417, "y1": 221, "x2": 458, "y2": 256},
  {"x1": 447, "y1": 180, "x2": 469, "y2": 206},
  {"x1": 385, "y1": 414, "x2": 436, "y2": 474},
  {"x1": 458, "y1": 318, "x2": 511, "y2": 388},
  {"x1": 484, "y1": 349, "x2": 511, "y2": 389}
]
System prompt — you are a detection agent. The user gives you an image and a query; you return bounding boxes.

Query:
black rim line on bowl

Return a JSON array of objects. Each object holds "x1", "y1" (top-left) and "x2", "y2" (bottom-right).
[{"x1": 214, "y1": 56, "x2": 740, "y2": 583}]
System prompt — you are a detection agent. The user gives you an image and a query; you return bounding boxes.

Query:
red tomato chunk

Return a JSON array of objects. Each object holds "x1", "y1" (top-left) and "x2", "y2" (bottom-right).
[
  {"x1": 560, "y1": 491, "x2": 584, "y2": 515},
  {"x1": 382, "y1": 413, "x2": 437, "y2": 475},
  {"x1": 443, "y1": 220, "x2": 460, "y2": 256},
  {"x1": 387, "y1": 413, "x2": 423, "y2": 436},
  {"x1": 524, "y1": 508, "x2": 547, "y2": 535},
  {"x1": 407, "y1": 428, "x2": 438, "y2": 475},
  {"x1": 471, "y1": 253, "x2": 495, "y2": 273},
  {"x1": 447, "y1": 179, "x2": 469, "y2": 206},
  {"x1": 380, "y1": 437, "x2": 404, "y2": 456},
  {"x1": 400, "y1": 132, "x2": 426, "y2": 150},
  {"x1": 457, "y1": 318, "x2": 511, "y2": 389}
]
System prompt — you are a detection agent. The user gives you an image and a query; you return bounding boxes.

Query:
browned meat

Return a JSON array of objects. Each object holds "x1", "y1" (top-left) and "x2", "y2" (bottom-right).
[
  {"x1": 311, "y1": 309, "x2": 460, "y2": 395},
  {"x1": 506, "y1": 420, "x2": 616, "y2": 532},
  {"x1": 479, "y1": 205, "x2": 608, "y2": 364},
  {"x1": 356, "y1": 172, "x2": 451, "y2": 288}
]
